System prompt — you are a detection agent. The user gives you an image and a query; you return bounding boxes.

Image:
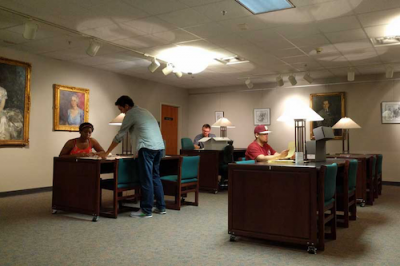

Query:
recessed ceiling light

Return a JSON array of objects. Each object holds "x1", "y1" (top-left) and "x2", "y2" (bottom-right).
[
  {"x1": 371, "y1": 36, "x2": 400, "y2": 47},
  {"x1": 236, "y1": 0, "x2": 295, "y2": 15}
]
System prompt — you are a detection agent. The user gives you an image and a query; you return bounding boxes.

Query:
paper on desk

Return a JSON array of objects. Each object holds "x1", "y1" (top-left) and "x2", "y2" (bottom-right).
[{"x1": 285, "y1": 141, "x2": 295, "y2": 159}]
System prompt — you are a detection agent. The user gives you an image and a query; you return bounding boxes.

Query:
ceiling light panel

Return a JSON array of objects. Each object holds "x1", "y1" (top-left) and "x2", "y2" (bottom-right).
[{"x1": 235, "y1": 0, "x2": 295, "y2": 15}]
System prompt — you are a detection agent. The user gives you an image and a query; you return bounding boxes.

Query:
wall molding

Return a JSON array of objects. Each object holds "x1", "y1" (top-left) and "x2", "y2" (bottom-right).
[{"x1": 0, "y1": 187, "x2": 52, "y2": 198}]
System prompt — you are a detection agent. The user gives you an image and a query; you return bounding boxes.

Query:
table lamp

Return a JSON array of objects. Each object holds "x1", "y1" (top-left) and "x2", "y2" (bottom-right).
[
  {"x1": 211, "y1": 117, "x2": 235, "y2": 138},
  {"x1": 109, "y1": 113, "x2": 133, "y2": 155},
  {"x1": 332, "y1": 117, "x2": 361, "y2": 154},
  {"x1": 277, "y1": 100, "x2": 323, "y2": 163}
]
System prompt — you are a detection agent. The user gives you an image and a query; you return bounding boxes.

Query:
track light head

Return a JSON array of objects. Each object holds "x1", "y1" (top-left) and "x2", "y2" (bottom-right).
[
  {"x1": 288, "y1": 74, "x2": 297, "y2": 86},
  {"x1": 347, "y1": 68, "x2": 355, "y2": 82},
  {"x1": 86, "y1": 39, "x2": 101, "y2": 57},
  {"x1": 386, "y1": 66, "x2": 394, "y2": 78},
  {"x1": 162, "y1": 63, "x2": 173, "y2": 76},
  {"x1": 23, "y1": 22, "x2": 38, "y2": 40},
  {"x1": 148, "y1": 57, "x2": 160, "y2": 73},
  {"x1": 245, "y1": 78, "x2": 253, "y2": 89},
  {"x1": 276, "y1": 76, "x2": 284, "y2": 87},
  {"x1": 303, "y1": 73, "x2": 313, "y2": 84},
  {"x1": 173, "y1": 69, "x2": 183, "y2": 78}
]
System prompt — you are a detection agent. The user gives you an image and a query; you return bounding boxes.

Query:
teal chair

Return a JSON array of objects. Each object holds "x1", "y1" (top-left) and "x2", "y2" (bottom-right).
[
  {"x1": 100, "y1": 158, "x2": 141, "y2": 218},
  {"x1": 377, "y1": 154, "x2": 383, "y2": 196},
  {"x1": 161, "y1": 156, "x2": 200, "y2": 210},
  {"x1": 181, "y1": 138, "x2": 195, "y2": 150},
  {"x1": 366, "y1": 155, "x2": 377, "y2": 205},
  {"x1": 318, "y1": 163, "x2": 337, "y2": 251},
  {"x1": 236, "y1": 160, "x2": 256, "y2": 164},
  {"x1": 337, "y1": 159, "x2": 358, "y2": 228}
]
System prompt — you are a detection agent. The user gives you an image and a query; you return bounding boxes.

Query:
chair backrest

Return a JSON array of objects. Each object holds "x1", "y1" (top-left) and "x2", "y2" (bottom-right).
[
  {"x1": 368, "y1": 155, "x2": 377, "y2": 179},
  {"x1": 117, "y1": 158, "x2": 140, "y2": 185},
  {"x1": 348, "y1": 159, "x2": 358, "y2": 190},
  {"x1": 377, "y1": 154, "x2": 383, "y2": 174},
  {"x1": 181, "y1": 156, "x2": 200, "y2": 180},
  {"x1": 324, "y1": 163, "x2": 338, "y2": 202},
  {"x1": 181, "y1": 138, "x2": 195, "y2": 150},
  {"x1": 236, "y1": 160, "x2": 256, "y2": 164},
  {"x1": 222, "y1": 144, "x2": 234, "y2": 164}
]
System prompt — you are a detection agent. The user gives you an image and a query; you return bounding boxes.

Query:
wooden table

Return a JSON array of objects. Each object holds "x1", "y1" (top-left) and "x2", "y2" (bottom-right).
[
  {"x1": 180, "y1": 148, "x2": 246, "y2": 193},
  {"x1": 228, "y1": 159, "x2": 346, "y2": 252},
  {"x1": 52, "y1": 156, "x2": 180, "y2": 221}
]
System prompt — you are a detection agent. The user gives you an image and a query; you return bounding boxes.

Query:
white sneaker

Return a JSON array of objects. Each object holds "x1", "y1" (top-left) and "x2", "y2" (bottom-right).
[
  {"x1": 129, "y1": 209, "x2": 152, "y2": 218},
  {"x1": 153, "y1": 207, "x2": 166, "y2": 214}
]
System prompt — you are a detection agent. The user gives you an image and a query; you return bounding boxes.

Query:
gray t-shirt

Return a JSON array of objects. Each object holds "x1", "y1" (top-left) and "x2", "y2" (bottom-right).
[
  {"x1": 113, "y1": 106, "x2": 164, "y2": 151},
  {"x1": 193, "y1": 133, "x2": 216, "y2": 148}
]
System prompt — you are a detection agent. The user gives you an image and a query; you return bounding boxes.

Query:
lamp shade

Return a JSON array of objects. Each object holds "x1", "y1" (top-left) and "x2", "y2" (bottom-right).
[
  {"x1": 212, "y1": 117, "x2": 235, "y2": 128},
  {"x1": 332, "y1": 117, "x2": 361, "y2": 129},
  {"x1": 277, "y1": 101, "x2": 323, "y2": 122},
  {"x1": 109, "y1": 113, "x2": 125, "y2": 125}
]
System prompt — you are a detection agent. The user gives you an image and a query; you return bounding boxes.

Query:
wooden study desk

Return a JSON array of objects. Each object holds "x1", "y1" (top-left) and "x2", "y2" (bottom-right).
[
  {"x1": 180, "y1": 148, "x2": 246, "y2": 193},
  {"x1": 52, "y1": 156, "x2": 179, "y2": 221},
  {"x1": 228, "y1": 159, "x2": 346, "y2": 253}
]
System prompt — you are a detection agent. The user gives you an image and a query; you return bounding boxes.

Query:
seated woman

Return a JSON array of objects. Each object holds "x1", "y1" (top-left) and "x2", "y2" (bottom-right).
[{"x1": 59, "y1": 122, "x2": 104, "y2": 157}]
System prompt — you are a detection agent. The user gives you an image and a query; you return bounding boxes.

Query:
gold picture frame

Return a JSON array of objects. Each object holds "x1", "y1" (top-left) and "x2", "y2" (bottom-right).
[
  {"x1": 0, "y1": 57, "x2": 31, "y2": 146},
  {"x1": 53, "y1": 84, "x2": 89, "y2": 131},
  {"x1": 310, "y1": 92, "x2": 345, "y2": 140}
]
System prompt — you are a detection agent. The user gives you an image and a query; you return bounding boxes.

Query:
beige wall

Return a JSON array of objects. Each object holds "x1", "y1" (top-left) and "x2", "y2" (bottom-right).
[
  {"x1": 187, "y1": 79, "x2": 400, "y2": 182},
  {"x1": 0, "y1": 47, "x2": 189, "y2": 192}
]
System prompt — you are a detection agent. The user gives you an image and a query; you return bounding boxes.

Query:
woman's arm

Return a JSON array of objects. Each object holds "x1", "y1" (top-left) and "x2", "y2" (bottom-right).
[
  {"x1": 91, "y1": 138, "x2": 105, "y2": 153},
  {"x1": 59, "y1": 140, "x2": 75, "y2": 157}
]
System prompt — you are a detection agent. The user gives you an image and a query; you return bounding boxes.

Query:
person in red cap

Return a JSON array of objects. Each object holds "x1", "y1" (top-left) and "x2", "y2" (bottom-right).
[{"x1": 245, "y1": 125, "x2": 289, "y2": 161}]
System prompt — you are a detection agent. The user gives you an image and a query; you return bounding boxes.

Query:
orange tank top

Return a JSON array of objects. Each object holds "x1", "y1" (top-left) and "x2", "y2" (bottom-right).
[{"x1": 70, "y1": 139, "x2": 92, "y2": 155}]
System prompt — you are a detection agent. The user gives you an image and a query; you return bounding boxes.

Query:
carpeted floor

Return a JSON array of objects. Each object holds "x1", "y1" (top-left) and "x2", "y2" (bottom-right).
[{"x1": 1, "y1": 186, "x2": 400, "y2": 266}]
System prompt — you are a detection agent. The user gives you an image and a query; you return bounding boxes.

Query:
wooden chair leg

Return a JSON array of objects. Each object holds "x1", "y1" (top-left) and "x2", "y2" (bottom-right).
[
  {"x1": 177, "y1": 185, "x2": 182, "y2": 210},
  {"x1": 378, "y1": 174, "x2": 382, "y2": 195},
  {"x1": 194, "y1": 188, "x2": 199, "y2": 206},
  {"x1": 331, "y1": 204, "x2": 337, "y2": 240},
  {"x1": 374, "y1": 178, "x2": 379, "y2": 199},
  {"x1": 350, "y1": 201, "x2": 357, "y2": 221},
  {"x1": 367, "y1": 181, "x2": 374, "y2": 205},
  {"x1": 318, "y1": 210, "x2": 325, "y2": 251},
  {"x1": 343, "y1": 197, "x2": 349, "y2": 228}
]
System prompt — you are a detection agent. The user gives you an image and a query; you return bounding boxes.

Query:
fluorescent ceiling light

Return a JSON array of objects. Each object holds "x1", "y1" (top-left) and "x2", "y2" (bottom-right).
[
  {"x1": 371, "y1": 36, "x2": 400, "y2": 47},
  {"x1": 236, "y1": 0, "x2": 295, "y2": 15},
  {"x1": 215, "y1": 56, "x2": 249, "y2": 65}
]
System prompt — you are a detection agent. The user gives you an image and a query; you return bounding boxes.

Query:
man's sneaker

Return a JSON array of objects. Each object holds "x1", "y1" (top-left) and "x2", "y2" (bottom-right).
[
  {"x1": 153, "y1": 207, "x2": 166, "y2": 215},
  {"x1": 130, "y1": 210, "x2": 152, "y2": 218}
]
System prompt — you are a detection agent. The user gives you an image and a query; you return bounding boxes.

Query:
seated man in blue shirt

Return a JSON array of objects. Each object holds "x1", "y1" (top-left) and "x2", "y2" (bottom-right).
[{"x1": 193, "y1": 124, "x2": 216, "y2": 149}]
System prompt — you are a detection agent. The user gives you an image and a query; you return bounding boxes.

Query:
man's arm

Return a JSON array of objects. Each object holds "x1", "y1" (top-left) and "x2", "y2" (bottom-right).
[
  {"x1": 97, "y1": 141, "x2": 119, "y2": 158},
  {"x1": 256, "y1": 150, "x2": 289, "y2": 162}
]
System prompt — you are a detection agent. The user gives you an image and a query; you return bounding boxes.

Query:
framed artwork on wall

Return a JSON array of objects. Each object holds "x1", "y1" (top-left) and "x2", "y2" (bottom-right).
[
  {"x1": 0, "y1": 57, "x2": 31, "y2": 146},
  {"x1": 381, "y1": 102, "x2": 400, "y2": 124},
  {"x1": 215, "y1": 111, "x2": 224, "y2": 122},
  {"x1": 310, "y1": 92, "x2": 345, "y2": 139},
  {"x1": 254, "y1": 108, "x2": 270, "y2": 125},
  {"x1": 53, "y1": 84, "x2": 89, "y2": 131}
]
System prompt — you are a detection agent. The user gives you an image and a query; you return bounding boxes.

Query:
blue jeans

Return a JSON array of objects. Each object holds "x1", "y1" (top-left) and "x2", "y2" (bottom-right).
[{"x1": 137, "y1": 148, "x2": 166, "y2": 214}]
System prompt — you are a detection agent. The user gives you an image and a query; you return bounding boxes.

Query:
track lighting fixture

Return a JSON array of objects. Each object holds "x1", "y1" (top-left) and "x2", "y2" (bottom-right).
[
  {"x1": 303, "y1": 72, "x2": 313, "y2": 84},
  {"x1": 288, "y1": 74, "x2": 297, "y2": 86},
  {"x1": 86, "y1": 39, "x2": 101, "y2": 57},
  {"x1": 23, "y1": 21, "x2": 38, "y2": 40},
  {"x1": 276, "y1": 75, "x2": 284, "y2": 87},
  {"x1": 148, "y1": 57, "x2": 160, "y2": 73},
  {"x1": 347, "y1": 68, "x2": 355, "y2": 82},
  {"x1": 386, "y1": 66, "x2": 394, "y2": 78},
  {"x1": 245, "y1": 78, "x2": 254, "y2": 89},
  {"x1": 173, "y1": 69, "x2": 183, "y2": 78},
  {"x1": 162, "y1": 63, "x2": 173, "y2": 76}
]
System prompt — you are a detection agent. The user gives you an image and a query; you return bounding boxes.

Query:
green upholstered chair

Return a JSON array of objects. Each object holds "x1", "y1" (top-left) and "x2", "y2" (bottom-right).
[
  {"x1": 181, "y1": 138, "x2": 195, "y2": 150},
  {"x1": 160, "y1": 156, "x2": 200, "y2": 210},
  {"x1": 318, "y1": 163, "x2": 338, "y2": 251},
  {"x1": 219, "y1": 144, "x2": 234, "y2": 189},
  {"x1": 100, "y1": 158, "x2": 141, "y2": 218},
  {"x1": 376, "y1": 154, "x2": 383, "y2": 196},
  {"x1": 236, "y1": 160, "x2": 256, "y2": 164},
  {"x1": 337, "y1": 159, "x2": 358, "y2": 228},
  {"x1": 366, "y1": 155, "x2": 377, "y2": 205}
]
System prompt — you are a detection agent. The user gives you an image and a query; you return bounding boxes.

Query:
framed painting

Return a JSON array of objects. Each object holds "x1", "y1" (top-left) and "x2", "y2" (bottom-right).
[
  {"x1": 53, "y1": 84, "x2": 89, "y2": 131},
  {"x1": 310, "y1": 92, "x2": 345, "y2": 140},
  {"x1": 215, "y1": 111, "x2": 224, "y2": 122},
  {"x1": 254, "y1": 108, "x2": 270, "y2": 125},
  {"x1": 381, "y1": 102, "x2": 400, "y2": 124},
  {"x1": 0, "y1": 57, "x2": 31, "y2": 146}
]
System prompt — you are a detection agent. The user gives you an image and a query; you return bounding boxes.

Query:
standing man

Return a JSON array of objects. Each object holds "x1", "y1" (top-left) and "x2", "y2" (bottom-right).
[
  {"x1": 193, "y1": 124, "x2": 216, "y2": 149},
  {"x1": 99, "y1": 96, "x2": 165, "y2": 218},
  {"x1": 245, "y1": 125, "x2": 289, "y2": 161}
]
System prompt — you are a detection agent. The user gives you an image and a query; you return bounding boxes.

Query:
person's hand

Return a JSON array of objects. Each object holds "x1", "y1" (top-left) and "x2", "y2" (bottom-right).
[
  {"x1": 280, "y1": 149, "x2": 289, "y2": 159},
  {"x1": 96, "y1": 151, "x2": 109, "y2": 159}
]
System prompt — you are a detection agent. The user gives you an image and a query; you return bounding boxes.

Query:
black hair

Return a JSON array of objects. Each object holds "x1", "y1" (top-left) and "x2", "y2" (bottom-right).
[
  {"x1": 115, "y1": 96, "x2": 134, "y2": 107},
  {"x1": 202, "y1": 124, "x2": 211, "y2": 129},
  {"x1": 79, "y1": 122, "x2": 94, "y2": 132}
]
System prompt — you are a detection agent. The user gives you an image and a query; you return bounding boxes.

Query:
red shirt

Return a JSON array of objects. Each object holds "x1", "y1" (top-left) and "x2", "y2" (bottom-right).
[
  {"x1": 70, "y1": 139, "x2": 92, "y2": 155},
  {"x1": 245, "y1": 140, "x2": 276, "y2": 160}
]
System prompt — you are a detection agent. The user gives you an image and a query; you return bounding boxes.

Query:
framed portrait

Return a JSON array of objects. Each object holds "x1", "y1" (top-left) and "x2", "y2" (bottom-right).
[
  {"x1": 310, "y1": 92, "x2": 345, "y2": 139},
  {"x1": 53, "y1": 84, "x2": 89, "y2": 131},
  {"x1": 254, "y1": 108, "x2": 270, "y2": 125},
  {"x1": 381, "y1": 102, "x2": 400, "y2": 124},
  {"x1": 0, "y1": 57, "x2": 31, "y2": 146},
  {"x1": 215, "y1": 111, "x2": 224, "y2": 122}
]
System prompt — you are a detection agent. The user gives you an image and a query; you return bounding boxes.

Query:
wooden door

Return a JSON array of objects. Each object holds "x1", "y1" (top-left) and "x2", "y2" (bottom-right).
[{"x1": 161, "y1": 105, "x2": 178, "y2": 155}]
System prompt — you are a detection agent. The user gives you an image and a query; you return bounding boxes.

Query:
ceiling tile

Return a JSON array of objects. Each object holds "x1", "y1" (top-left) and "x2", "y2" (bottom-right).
[
  {"x1": 307, "y1": 0, "x2": 354, "y2": 21},
  {"x1": 307, "y1": 69, "x2": 334, "y2": 79},
  {"x1": 289, "y1": 34, "x2": 330, "y2": 47},
  {"x1": 364, "y1": 25, "x2": 389, "y2": 38},
  {"x1": 377, "y1": 46, "x2": 400, "y2": 63},
  {"x1": 324, "y1": 28, "x2": 367, "y2": 43},
  {"x1": 334, "y1": 40, "x2": 373, "y2": 53},
  {"x1": 345, "y1": 48, "x2": 381, "y2": 66},
  {"x1": 193, "y1": 0, "x2": 250, "y2": 21},
  {"x1": 122, "y1": 17, "x2": 178, "y2": 35},
  {"x1": 329, "y1": 67, "x2": 360, "y2": 76},
  {"x1": 152, "y1": 29, "x2": 201, "y2": 45},
  {"x1": 184, "y1": 22, "x2": 228, "y2": 39},
  {"x1": 290, "y1": 0, "x2": 335, "y2": 7},
  {"x1": 355, "y1": 64, "x2": 386, "y2": 75},
  {"x1": 91, "y1": 1, "x2": 150, "y2": 23},
  {"x1": 218, "y1": 16, "x2": 274, "y2": 33},
  {"x1": 349, "y1": 0, "x2": 400, "y2": 14},
  {"x1": 81, "y1": 24, "x2": 147, "y2": 41},
  {"x1": 13, "y1": 35, "x2": 88, "y2": 54},
  {"x1": 316, "y1": 15, "x2": 361, "y2": 33},
  {"x1": 157, "y1": 8, "x2": 211, "y2": 28},
  {"x1": 273, "y1": 23, "x2": 320, "y2": 39},
  {"x1": 358, "y1": 8, "x2": 400, "y2": 27},
  {"x1": 281, "y1": 55, "x2": 316, "y2": 64},
  {"x1": 300, "y1": 44, "x2": 339, "y2": 56},
  {"x1": 256, "y1": 5, "x2": 314, "y2": 26},
  {"x1": 317, "y1": 56, "x2": 350, "y2": 68},
  {"x1": 290, "y1": 61, "x2": 323, "y2": 71},
  {"x1": 178, "y1": 0, "x2": 224, "y2": 7},
  {"x1": 0, "y1": 10, "x2": 26, "y2": 29},
  {"x1": 269, "y1": 48, "x2": 306, "y2": 58},
  {"x1": 122, "y1": 0, "x2": 186, "y2": 15},
  {"x1": 113, "y1": 35, "x2": 166, "y2": 49},
  {"x1": 6, "y1": 22, "x2": 65, "y2": 40},
  {"x1": 0, "y1": 29, "x2": 28, "y2": 45}
]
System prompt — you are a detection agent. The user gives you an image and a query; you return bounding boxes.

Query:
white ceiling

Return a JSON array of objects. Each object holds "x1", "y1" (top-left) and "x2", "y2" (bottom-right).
[{"x1": 1, "y1": 0, "x2": 400, "y2": 89}]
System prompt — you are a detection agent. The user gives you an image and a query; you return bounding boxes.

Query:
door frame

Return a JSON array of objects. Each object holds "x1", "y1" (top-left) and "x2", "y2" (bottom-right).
[{"x1": 160, "y1": 103, "x2": 181, "y2": 154}]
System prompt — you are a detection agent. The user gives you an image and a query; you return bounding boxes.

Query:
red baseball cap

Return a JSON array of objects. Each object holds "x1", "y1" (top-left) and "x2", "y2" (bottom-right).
[{"x1": 254, "y1": 125, "x2": 271, "y2": 134}]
